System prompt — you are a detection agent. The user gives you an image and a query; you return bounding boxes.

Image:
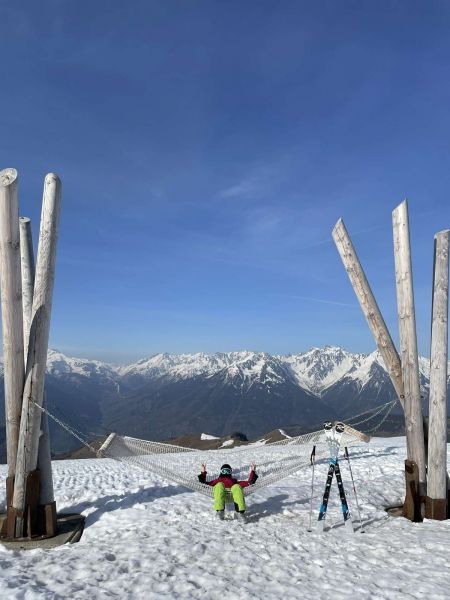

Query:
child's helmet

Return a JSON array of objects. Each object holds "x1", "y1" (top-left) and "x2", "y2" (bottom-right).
[{"x1": 220, "y1": 464, "x2": 232, "y2": 476}]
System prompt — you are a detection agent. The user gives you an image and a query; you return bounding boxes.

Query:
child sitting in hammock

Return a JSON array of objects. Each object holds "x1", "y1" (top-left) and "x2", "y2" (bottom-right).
[{"x1": 198, "y1": 462, "x2": 258, "y2": 520}]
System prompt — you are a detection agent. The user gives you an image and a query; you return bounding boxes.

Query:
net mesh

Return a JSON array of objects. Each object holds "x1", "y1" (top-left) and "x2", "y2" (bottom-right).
[{"x1": 100, "y1": 425, "x2": 368, "y2": 498}]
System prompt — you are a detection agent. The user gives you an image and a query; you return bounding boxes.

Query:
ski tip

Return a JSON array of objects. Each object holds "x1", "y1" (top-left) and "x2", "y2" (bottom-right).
[
  {"x1": 323, "y1": 421, "x2": 333, "y2": 430},
  {"x1": 335, "y1": 422, "x2": 345, "y2": 433}
]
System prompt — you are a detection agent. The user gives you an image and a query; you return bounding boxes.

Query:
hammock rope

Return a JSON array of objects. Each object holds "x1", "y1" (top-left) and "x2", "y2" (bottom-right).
[
  {"x1": 360, "y1": 400, "x2": 398, "y2": 434},
  {"x1": 344, "y1": 399, "x2": 398, "y2": 429},
  {"x1": 34, "y1": 403, "x2": 99, "y2": 456}
]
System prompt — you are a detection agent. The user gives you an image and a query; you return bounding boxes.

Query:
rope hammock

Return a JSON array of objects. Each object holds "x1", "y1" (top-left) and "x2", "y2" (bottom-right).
[
  {"x1": 98, "y1": 423, "x2": 370, "y2": 499},
  {"x1": 36, "y1": 398, "x2": 398, "y2": 499}
]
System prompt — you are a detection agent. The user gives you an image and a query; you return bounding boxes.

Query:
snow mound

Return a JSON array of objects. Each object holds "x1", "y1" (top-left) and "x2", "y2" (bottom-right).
[
  {"x1": 219, "y1": 439, "x2": 234, "y2": 448},
  {"x1": 200, "y1": 433, "x2": 219, "y2": 441}
]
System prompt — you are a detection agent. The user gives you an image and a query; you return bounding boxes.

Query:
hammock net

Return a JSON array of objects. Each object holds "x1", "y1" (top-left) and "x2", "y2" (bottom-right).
[{"x1": 99, "y1": 423, "x2": 369, "y2": 498}]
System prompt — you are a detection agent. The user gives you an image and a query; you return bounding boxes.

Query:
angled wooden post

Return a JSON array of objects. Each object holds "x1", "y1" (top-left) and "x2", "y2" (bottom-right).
[
  {"x1": 332, "y1": 218, "x2": 405, "y2": 406},
  {"x1": 0, "y1": 168, "x2": 25, "y2": 484},
  {"x1": 10, "y1": 174, "x2": 61, "y2": 538},
  {"x1": 392, "y1": 200, "x2": 426, "y2": 500},
  {"x1": 426, "y1": 230, "x2": 449, "y2": 520},
  {"x1": 19, "y1": 217, "x2": 56, "y2": 532}
]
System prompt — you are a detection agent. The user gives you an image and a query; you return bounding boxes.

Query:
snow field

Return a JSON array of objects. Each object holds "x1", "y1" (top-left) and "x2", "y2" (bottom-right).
[{"x1": 0, "y1": 437, "x2": 449, "y2": 599}]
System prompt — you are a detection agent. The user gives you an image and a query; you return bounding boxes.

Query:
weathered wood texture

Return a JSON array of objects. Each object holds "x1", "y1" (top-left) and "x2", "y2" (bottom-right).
[
  {"x1": 332, "y1": 218, "x2": 405, "y2": 406},
  {"x1": 36, "y1": 404, "x2": 54, "y2": 505},
  {"x1": 403, "y1": 459, "x2": 423, "y2": 522},
  {"x1": 13, "y1": 174, "x2": 61, "y2": 533},
  {"x1": 0, "y1": 168, "x2": 25, "y2": 477},
  {"x1": 19, "y1": 217, "x2": 55, "y2": 506},
  {"x1": 427, "y1": 230, "x2": 449, "y2": 506},
  {"x1": 19, "y1": 217, "x2": 34, "y2": 358},
  {"x1": 392, "y1": 200, "x2": 426, "y2": 494}
]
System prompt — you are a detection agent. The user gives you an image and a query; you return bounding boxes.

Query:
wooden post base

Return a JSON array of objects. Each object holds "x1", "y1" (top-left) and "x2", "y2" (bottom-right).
[
  {"x1": 425, "y1": 497, "x2": 447, "y2": 520},
  {"x1": 5, "y1": 475, "x2": 14, "y2": 508},
  {"x1": 0, "y1": 471, "x2": 58, "y2": 540},
  {"x1": 403, "y1": 459, "x2": 423, "y2": 522},
  {"x1": 38, "y1": 501, "x2": 57, "y2": 537}
]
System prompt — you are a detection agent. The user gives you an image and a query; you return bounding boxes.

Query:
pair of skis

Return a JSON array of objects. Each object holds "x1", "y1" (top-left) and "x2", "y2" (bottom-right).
[{"x1": 309, "y1": 421, "x2": 362, "y2": 533}]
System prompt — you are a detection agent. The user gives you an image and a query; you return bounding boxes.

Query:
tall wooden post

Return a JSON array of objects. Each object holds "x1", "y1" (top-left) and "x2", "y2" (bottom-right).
[
  {"x1": 332, "y1": 219, "x2": 405, "y2": 406},
  {"x1": 19, "y1": 217, "x2": 56, "y2": 530},
  {"x1": 392, "y1": 200, "x2": 427, "y2": 502},
  {"x1": 426, "y1": 230, "x2": 449, "y2": 520},
  {"x1": 0, "y1": 168, "x2": 25, "y2": 488},
  {"x1": 19, "y1": 218, "x2": 34, "y2": 353},
  {"x1": 10, "y1": 174, "x2": 61, "y2": 539}
]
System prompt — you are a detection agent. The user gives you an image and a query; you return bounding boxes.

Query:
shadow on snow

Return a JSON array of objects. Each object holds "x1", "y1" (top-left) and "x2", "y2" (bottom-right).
[{"x1": 63, "y1": 484, "x2": 191, "y2": 528}]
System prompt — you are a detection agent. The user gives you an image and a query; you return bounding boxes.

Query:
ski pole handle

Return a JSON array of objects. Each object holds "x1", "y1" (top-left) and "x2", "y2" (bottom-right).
[
  {"x1": 310, "y1": 445, "x2": 316, "y2": 465},
  {"x1": 344, "y1": 446, "x2": 349, "y2": 459}
]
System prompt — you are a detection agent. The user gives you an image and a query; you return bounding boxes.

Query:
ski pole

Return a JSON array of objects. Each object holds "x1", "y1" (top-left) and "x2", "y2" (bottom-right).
[
  {"x1": 307, "y1": 445, "x2": 316, "y2": 532},
  {"x1": 344, "y1": 446, "x2": 364, "y2": 532}
]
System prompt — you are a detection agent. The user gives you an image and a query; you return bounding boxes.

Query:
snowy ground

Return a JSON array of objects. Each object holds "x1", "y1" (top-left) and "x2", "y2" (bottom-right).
[{"x1": 1, "y1": 437, "x2": 449, "y2": 599}]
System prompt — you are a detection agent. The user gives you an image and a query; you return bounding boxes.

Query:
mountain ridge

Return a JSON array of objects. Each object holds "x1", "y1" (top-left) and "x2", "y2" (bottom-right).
[{"x1": 0, "y1": 345, "x2": 447, "y2": 461}]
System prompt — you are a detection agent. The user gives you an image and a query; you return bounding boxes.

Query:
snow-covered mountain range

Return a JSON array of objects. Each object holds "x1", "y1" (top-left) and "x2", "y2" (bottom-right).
[
  {"x1": 0, "y1": 346, "x2": 446, "y2": 458},
  {"x1": 111, "y1": 345, "x2": 436, "y2": 399},
  {"x1": 41, "y1": 345, "x2": 438, "y2": 397}
]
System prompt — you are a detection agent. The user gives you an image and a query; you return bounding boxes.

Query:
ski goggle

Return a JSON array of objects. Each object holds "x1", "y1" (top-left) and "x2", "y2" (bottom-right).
[{"x1": 220, "y1": 468, "x2": 232, "y2": 476}]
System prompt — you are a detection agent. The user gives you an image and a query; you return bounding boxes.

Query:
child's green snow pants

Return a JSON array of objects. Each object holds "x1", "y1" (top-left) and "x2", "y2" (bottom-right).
[{"x1": 213, "y1": 482, "x2": 246, "y2": 512}]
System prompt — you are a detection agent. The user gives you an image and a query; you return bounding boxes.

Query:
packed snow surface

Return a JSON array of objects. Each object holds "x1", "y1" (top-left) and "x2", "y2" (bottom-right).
[{"x1": 1, "y1": 437, "x2": 450, "y2": 599}]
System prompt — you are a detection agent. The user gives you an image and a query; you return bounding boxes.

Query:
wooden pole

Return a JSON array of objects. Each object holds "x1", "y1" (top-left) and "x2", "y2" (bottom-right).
[
  {"x1": 19, "y1": 217, "x2": 35, "y2": 358},
  {"x1": 0, "y1": 168, "x2": 25, "y2": 479},
  {"x1": 426, "y1": 230, "x2": 449, "y2": 520},
  {"x1": 392, "y1": 200, "x2": 426, "y2": 500},
  {"x1": 332, "y1": 218, "x2": 405, "y2": 407},
  {"x1": 19, "y1": 217, "x2": 56, "y2": 516},
  {"x1": 11, "y1": 174, "x2": 61, "y2": 538}
]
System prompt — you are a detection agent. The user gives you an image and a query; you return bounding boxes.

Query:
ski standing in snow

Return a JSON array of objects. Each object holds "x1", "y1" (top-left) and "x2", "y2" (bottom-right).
[{"x1": 316, "y1": 422, "x2": 353, "y2": 532}]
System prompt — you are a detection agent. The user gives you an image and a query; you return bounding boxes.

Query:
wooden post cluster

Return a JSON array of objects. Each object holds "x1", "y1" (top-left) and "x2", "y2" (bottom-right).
[
  {"x1": 333, "y1": 204, "x2": 449, "y2": 522},
  {"x1": 0, "y1": 169, "x2": 62, "y2": 540}
]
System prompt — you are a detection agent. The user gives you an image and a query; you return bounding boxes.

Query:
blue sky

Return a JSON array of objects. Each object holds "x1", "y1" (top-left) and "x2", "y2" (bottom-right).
[{"x1": 1, "y1": 1, "x2": 449, "y2": 363}]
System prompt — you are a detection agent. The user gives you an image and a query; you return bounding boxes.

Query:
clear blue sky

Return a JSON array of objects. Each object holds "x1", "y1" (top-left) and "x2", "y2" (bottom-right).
[{"x1": 1, "y1": 1, "x2": 449, "y2": 363}]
